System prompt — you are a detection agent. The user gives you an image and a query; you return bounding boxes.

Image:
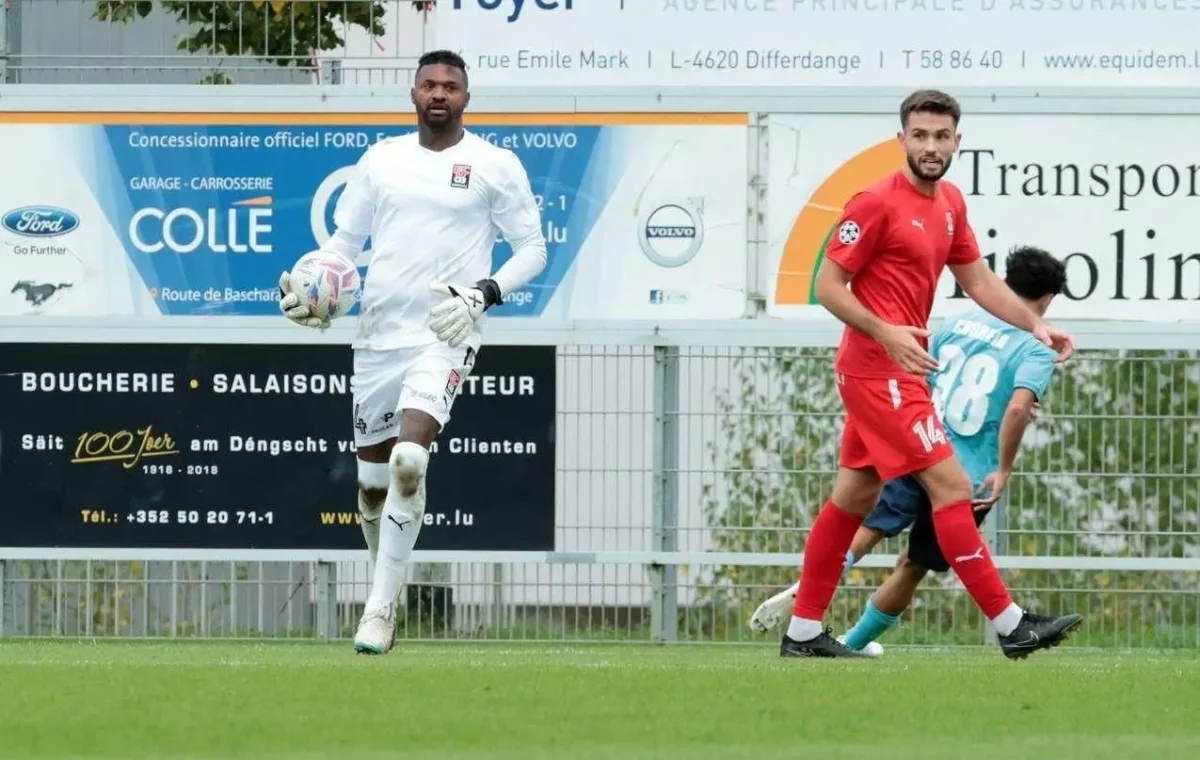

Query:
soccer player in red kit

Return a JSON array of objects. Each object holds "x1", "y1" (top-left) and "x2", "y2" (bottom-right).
[{"x1": 781, "y1": 90, "x2": 1083, "y2": 659}]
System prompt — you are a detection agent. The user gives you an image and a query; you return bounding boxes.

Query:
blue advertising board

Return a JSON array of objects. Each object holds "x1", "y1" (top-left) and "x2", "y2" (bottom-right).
[{"x1": 1, "y1": 114, "x2": 747, "y2": 320}]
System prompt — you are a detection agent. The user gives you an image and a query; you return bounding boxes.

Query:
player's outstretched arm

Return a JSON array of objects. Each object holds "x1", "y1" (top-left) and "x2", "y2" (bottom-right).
[
  {"x1": 949, "y1": 259, "x2": 1042, "y2": 332},
  {"x1": 949, "y1": 260, "x2": 1076, "y2": 362},
  {"x1": 974, "y1": 388, "x2": 1038, "y2": 508},
  {"x1": 996, "y1": 389, "x2": 1038, "y2": 472},
  {"x1": 976, "y1": 344, "x2": 1057, "y2": 507},
  {"x1": 486, "y1": 151, "x2": 549, "y2": 296}
]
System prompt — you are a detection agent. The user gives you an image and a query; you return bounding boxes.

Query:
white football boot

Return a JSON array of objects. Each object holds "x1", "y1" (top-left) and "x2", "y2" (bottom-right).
[
  {"x1": 749, "y1": 583, "x2": 798, "y2": 633},
  {"x1": 353, "y1": 603, "x2": 396, "y2": 655}
]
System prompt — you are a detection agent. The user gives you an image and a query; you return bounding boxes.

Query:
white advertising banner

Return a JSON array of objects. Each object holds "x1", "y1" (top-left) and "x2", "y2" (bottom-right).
[
  {"x1": 436, "y1": 1, "x2": 1199, "y2": 88},
  {"x1": 767, "y1": 113, "x2": 1200, "y2": 322}
]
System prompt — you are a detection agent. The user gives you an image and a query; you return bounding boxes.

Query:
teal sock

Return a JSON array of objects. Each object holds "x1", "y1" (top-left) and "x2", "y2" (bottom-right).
[
  {"x1": 841, "y1": 550, "x2": 857, "y2": 576},
  {"x1": 843, "y1": 599, "x2": 901, "y2": 650}
]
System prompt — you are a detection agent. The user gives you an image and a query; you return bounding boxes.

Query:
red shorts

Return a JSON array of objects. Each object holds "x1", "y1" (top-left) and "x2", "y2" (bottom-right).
[{"x1": 836, "y1": 372, "x2": 954, "y2": 480}]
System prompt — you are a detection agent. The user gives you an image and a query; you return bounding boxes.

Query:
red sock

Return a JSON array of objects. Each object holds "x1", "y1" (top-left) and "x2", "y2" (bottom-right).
[
  {"x1": 792, "y1": 501, "x2": 863, "y2": 620},
  {"x1": 932, "y1": 501, "x2": 1013, "y2": 618}
]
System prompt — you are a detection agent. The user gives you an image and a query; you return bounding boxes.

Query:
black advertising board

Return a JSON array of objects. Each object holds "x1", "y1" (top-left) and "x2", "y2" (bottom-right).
[{"x1": 0, "y1": 343, "x2": 555, "y2": 551}]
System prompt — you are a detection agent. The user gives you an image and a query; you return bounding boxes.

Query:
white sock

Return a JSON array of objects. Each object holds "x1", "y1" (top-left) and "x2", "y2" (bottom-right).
[
  {"x1": 356, "y1": 459, "x2": 391, "y2": 566},
  {"x1": 787, "y1": 616, "x2": 823, "y2": 642},
  {"x1": 358, "y1": 490, "x2": 381, "y2": 565},
  {"x1": 365, "y1": 442, "x2": 429, "y2": 613},
  {"x1": 990, "y1": 602, "x2": 1024, "y2": 636}
]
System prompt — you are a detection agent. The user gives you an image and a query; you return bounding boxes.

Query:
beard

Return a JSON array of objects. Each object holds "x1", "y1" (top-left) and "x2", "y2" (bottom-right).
[
  {"x1": 907, "y1": 152, "x2": 952, "y2": 181},
  {"x1": 420, "y1": 104, "x2": 459, "y2": 130}
]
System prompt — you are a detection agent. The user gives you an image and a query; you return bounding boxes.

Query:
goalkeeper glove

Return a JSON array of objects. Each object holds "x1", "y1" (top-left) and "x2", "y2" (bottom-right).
[{"x1": 428, "y1": 279, "x2": 501, "y2": 347}]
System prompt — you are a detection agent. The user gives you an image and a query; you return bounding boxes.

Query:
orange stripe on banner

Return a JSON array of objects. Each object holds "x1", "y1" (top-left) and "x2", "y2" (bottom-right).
[
  {"x1": 774, "y1": 140, "x2": 903, "y2": 306},
  {"x1": 0, "y1": 112, "x2": 747, "y2": 126}
]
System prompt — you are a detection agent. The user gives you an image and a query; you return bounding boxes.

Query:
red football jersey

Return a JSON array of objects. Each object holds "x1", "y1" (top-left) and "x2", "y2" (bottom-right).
[{"x1": 824, "y1": 171, "x2": 981, "y2": 378}]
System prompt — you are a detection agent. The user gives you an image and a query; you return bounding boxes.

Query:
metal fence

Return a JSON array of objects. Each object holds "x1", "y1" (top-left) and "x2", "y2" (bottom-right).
[
  {"x1": 1, "y1": 2, "x2": 1198, "y2": 649},
  {"x1": 1, "y1": 0, "x2": 427, "y2": 84},
  {"x1": 3, "y1": 346, "x2": 1198, "y2": 647}
]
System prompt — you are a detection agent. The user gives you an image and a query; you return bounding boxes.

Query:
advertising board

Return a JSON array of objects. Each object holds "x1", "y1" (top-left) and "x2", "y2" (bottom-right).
[
  {"x1": 0, "y1": 343, "x2": 555, "y2": 551},
  {"x1": 768, "y1": 113, "x2": 1200, "y2": 322},
  {"x1": 436, "y1": 1, "x2": 1199, "y2": 88},
  {"x1": 0, "y1": 113, "x2": 747, "y2": 320}
]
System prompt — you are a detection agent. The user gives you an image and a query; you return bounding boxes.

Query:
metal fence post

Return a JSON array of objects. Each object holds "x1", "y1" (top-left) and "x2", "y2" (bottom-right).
[
  {"x1": 0, "y1": 0, "x2": 9, "y2": 84},
  {"x1": 314, "y1": 561, "x2": 336, "y2": 640},
  {"x1": 650, "y1": 345, "x2": 679, "y2": 643},
  {"x1": 747, "y1": 111, "x2": 770, "y2": 315},
  {"x1": 319, "y1": 58, "x2": 342, "y2": 86},
  {"x1": 0, "y1": 0, "x2": 21, "y2": 85},
  {"x1": 0, "y1": 560, "x2": 7, "y2": 637}
]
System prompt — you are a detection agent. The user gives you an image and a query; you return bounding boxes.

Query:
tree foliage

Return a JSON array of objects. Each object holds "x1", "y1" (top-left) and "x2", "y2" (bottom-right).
[{"x1": 93, "y1": 1, "x2": 392, "y2": 82}]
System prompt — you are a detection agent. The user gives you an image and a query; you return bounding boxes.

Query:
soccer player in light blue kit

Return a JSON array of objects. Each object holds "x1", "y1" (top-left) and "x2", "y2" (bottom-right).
[{"x1": 750, "y1": 246, "x2": 1070, "y2": 656}]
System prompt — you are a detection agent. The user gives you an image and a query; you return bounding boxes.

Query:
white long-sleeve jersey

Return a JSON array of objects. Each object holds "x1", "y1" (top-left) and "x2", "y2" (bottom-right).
[{"x1": 329, "y1": 130, "x2": 548, "y2": 352}]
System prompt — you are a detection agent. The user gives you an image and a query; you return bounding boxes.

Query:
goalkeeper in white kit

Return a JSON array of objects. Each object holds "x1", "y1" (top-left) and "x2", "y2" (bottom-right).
[{"x1": 276, "y1": 50, "x2": 548, "y2": 654}]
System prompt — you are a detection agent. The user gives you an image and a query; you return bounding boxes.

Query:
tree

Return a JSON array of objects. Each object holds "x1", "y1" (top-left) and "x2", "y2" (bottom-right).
[{"x1": 93, "y1": 1, "x2": 392, "y2": 83}]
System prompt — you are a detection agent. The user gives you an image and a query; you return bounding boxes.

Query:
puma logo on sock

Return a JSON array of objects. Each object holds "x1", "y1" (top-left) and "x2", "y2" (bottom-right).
[{"x1": 954, "y1": 546, "x2": 985, "y2": 564}]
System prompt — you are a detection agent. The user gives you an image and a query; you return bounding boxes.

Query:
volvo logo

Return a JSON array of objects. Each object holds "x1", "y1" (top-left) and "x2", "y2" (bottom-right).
[{"x1": 638, "y1": 199, "x2": 704, "y2": 268}]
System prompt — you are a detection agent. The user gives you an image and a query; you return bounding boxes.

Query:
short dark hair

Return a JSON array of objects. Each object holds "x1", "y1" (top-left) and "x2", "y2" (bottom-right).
[
  {"x1": 899, "y1": 89, "x2": 962, "y2": 128},
  {"x1": 1004, "y1": 245, "x2": 1067, "y2": 300},
  {"x1": 416, "y1": 49, "x2": 468, "y2": 87}
]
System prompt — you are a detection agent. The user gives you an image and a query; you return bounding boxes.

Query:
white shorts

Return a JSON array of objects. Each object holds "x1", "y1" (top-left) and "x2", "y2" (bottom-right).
[{"x1": 351, "y1": 343, "x2": 478, "y2": 448}]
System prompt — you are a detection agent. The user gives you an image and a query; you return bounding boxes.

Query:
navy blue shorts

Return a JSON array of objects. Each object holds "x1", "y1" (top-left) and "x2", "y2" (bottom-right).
[{"x1": 861, "y1": 475, "x2": 990, "y2": 573}]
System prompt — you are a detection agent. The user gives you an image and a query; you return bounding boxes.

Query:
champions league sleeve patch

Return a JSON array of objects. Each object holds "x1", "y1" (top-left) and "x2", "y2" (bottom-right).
[{"x1": 837, "y1": 220, "x2": 861, "y2": 245}]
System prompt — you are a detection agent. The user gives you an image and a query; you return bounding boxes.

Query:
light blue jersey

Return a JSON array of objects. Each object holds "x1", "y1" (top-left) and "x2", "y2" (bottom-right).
[{"x1": 928, "y1": 307, "x2": 1058, "y2": 488}]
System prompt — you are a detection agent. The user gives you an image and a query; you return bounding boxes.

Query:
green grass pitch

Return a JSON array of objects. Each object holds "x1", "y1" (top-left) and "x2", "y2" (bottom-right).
[{"x1": 1, "y1": 641, "x2": 1197, "y2": 759}]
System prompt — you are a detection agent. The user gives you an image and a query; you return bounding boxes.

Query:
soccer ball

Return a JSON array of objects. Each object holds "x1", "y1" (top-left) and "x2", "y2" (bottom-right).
[{"x1": 288, "y1": 250, "x2": 362, "y2": 321}]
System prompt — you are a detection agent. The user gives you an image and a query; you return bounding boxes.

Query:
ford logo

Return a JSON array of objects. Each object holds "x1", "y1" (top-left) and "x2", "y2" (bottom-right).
[{"x1": 1, "y1": 206, "x2": 81, "y2": 238}]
